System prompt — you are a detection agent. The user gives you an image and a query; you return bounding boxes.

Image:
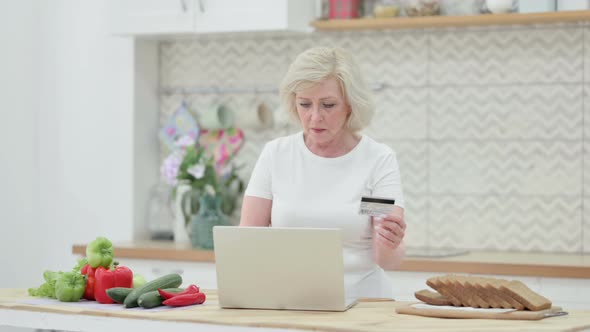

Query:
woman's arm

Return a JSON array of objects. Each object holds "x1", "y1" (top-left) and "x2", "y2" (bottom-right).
[
  {"x1": 239, "y1": 195, "x2": 272, "y2": 227},
  {"x1": 372, "y1": 206, "x2": 406, "y2": 270}
]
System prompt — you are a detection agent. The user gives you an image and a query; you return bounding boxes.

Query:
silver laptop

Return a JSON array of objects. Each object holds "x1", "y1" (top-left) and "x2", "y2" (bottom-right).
[{"x1": 213, "y1": 226, "x2": 357, "y2": 311}]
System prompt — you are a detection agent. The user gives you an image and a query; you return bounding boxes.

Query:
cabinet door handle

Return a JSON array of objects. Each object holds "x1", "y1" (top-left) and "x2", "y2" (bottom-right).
[
  {"x1": 198, "y1": 0, "x2": 205, "y2": 13},
  {"x1": 180, "y1": 0, "x2": 188, "y2": 12}
]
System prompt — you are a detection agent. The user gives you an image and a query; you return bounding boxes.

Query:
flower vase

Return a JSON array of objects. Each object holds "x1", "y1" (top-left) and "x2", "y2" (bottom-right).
[
  {"x1": 173, "y1": 184, "x2": 191, "y2": 245},
  {"x1": 190, "y1": 194, "x2": 229, "y2": 249}
]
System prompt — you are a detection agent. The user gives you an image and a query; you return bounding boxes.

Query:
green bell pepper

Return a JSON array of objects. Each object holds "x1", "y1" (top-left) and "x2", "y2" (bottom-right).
[
  {"x1": 55, "y1": 272, "x2": 86, "y2": 302},
  {"x1": 86, "y1": 236, "x2": 114, "y2": 268}
]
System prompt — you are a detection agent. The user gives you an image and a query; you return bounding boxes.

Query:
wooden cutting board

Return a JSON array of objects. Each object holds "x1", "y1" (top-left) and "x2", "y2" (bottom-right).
[{"x1": 396, "y1": 303, "x2": 568, "y2": 320}]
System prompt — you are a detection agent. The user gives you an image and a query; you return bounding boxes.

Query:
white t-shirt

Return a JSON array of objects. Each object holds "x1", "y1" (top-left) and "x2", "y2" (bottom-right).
[{"x1": 245, "y1": 131, "x2": 405, "y2": 298}]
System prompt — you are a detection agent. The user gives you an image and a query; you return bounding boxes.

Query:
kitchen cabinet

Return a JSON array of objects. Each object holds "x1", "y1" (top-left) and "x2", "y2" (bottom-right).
[
  {"x1": 108, "y1": 0, "x2": 196, "y2": 35},
  {"x1": 194, "y1": 0, "x2": 315, "y2": 33},
  {"x1": 108, "y1": 0, "x2": 316, "y2": 36}
]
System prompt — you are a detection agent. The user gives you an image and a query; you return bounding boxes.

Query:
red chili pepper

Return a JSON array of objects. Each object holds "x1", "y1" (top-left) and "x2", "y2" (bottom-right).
[
  {"x1": 162, "y1": 292, "x2": 206, "y2": 307},
  {"x1": 80, "y1": 264, "x2": 96, "y2": 300},
  {"x1": 158, "y1": 284, "x2": 200, "y2": 300},
  {"x1": 94, "y1": 262, "x2": 134, "y2": 304}
]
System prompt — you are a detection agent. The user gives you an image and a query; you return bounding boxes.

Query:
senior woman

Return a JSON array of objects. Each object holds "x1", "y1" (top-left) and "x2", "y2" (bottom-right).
[{"x1": 240, "y1": 47, "x2": 406, "y2": 299}]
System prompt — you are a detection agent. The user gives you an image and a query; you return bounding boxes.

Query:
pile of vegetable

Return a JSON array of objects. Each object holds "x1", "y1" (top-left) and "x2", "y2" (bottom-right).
[{"x1": 28, "y1": 236, "x2": 205, "y2": 308}]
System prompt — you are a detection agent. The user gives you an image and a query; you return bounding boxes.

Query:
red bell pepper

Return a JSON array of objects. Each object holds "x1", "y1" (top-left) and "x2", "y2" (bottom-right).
[
  {"x1": 162, "y1": 292, "x2": 206, "y2": 307},
  {"x1": 158, "y1": 284, "x2": 200, "y2": 300},
  {"x1": 80, "y1": 263, "x2": 96, "y2": 300},
  {"x1": 94, "y1": 262, "x2": 133, "y2": 304}
]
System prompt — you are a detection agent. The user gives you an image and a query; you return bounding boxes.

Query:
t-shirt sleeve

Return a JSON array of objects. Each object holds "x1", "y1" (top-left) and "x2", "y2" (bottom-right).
[
  {"x1": 244, "y1": 142, "x2": 273, "y2": 200},
  {"x1": 371, "y1": 151, "x2": 405, "y2": 209}
]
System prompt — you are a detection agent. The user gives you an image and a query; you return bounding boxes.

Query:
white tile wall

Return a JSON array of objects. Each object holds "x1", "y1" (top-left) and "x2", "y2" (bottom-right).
[
  {"x1": 429, "y1": 141, "x2": 581, "y2": 195},
  {"x1": 400, "y1": 194, "x2": 429, "y2": 248},
  {"x1": 429, "y1": 27, "x2": 583, "y2": 85},
  {"x1": 429, "y1": 195, "x2": 582, "y2": 252},
  {"x1": 430, "y1": 85, "x2": 583, "y2": 140},
  {"x1": 160, "y1": 23, "x2": 589, "y2": 253}
]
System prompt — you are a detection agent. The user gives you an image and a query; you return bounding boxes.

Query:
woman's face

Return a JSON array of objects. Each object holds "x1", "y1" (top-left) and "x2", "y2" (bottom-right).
[{"x1": 295, "y1": 77, "x2": 351, "y2": 146}]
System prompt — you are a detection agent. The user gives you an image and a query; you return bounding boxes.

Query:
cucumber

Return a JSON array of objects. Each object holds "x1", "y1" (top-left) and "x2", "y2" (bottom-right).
[
  {"x1": 106, "y1": 287, "x2": 133, "y2": 303},
  {"x1": 138, "y1": 288, "x2": 184, "y2": 309},
  {"x1": 124, "y1": 273, "x2": 182, "y2": 308}
]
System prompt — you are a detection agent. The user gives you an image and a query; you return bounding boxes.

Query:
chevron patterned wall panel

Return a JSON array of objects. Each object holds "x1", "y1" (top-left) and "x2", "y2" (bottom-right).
[
  {"x1": 429, "y1": 27, "x2": 583, "y2": 85},
  {"x1": 430, "y1": 141, "x2": 581, "y2": 195},
  {"x1": 430, "y1": 85, "x2": 582, "y2": 140},
  {"x1": 429, "y1": 195, "x2": 582, "y2": 252},
  {"x1": 400, "y1": 194, "x2": 428, "y2": 248},
  {"x1": 160, "y1": 23, "x2": 588, "y2": 253}
]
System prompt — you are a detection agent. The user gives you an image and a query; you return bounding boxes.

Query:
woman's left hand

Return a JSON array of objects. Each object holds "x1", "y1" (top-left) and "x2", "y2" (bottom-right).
[{"x1": 374, "y1": 212, "x2": 406, "y2": 250}]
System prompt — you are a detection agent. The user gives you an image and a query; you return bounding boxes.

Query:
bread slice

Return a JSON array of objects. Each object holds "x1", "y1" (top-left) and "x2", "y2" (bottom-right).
[
  {"x1": 499, "y1": 280, "x2": 551, "y2": 311},
  {"x1": 414, "y1": 289, "x2": 452, "y2": 306},
  {"x1": 444, "y1": 275, "x2": 475, "y2": 307},
  {"x1": 426, "y1": 276, "x2": 462, "y2": 306},
  {"x1": 480, "y1": 277, "x2": 517, "y2": 309},
  {"x1": 468, "y1": 277, "x2": 504, "y2": 308},
  {"x1": 454, "y1": 275, "x2": 489, "y2": 308},
  {"x1": 422, "y1": 275, "x2": 549, "y2": 311},
  {"x1": 486, "y1": 278, "x2": 525, "y2": 310}
]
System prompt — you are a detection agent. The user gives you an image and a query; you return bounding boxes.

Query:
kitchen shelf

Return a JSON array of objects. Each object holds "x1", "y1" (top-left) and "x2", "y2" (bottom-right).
[{"x1": 311, "y1": 10, "x2": 590, "y2": 31}]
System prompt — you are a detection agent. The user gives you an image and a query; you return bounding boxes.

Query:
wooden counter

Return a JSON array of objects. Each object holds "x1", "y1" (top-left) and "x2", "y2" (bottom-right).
[
  {"x1": 72, "y1": 241, "x2": 590, "y2": 279},
  {"x1": 2, "y1": 289, "x2": 590, "y2": 332}
]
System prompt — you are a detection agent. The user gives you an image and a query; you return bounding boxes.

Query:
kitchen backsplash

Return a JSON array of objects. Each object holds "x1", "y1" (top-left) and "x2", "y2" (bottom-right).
[{"x1": 159, "y1": 23, "x2": 588, "y2": 253}]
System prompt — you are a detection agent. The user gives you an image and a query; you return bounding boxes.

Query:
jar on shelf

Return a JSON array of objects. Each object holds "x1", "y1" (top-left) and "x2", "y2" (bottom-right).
[
  {"x1": 146, "y1": 183, "x2": 175, "y2": 241},
  {"x1": 374, "y1": 0, "x2": 402, "y2": 17},
  {"x1": 329, "y1": 0, "x2": 361, "y2": 19},
  {"x1": 361, "y1": 0, "x2": 375, "y2": 17},
  {"x1": 317, "y1": 0, "x2": 331, "y2": 19},
  {"x1": 402, "y1": 0, "x2": 441, "y2": 16},
  {"x1": 440, "y1": 0, "x2": 482, "y2": 15},
  {"x1": 481, "y1": 0, "x2": 517, "y2": 13}
]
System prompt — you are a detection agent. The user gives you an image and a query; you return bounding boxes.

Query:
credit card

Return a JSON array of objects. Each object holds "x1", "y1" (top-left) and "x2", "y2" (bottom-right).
[{"x1": 358, "y1": 196, "x2": 396, "y2": 217}]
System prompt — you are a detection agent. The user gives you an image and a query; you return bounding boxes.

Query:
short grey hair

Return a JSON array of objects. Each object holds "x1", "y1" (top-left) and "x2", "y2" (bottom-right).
[{"x1": 279, "y1": 47, "x2": 375, "y2": 133}]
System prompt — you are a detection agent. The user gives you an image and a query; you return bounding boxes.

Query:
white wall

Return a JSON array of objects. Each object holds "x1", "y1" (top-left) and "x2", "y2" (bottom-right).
[
  {"x1": 0, "y1": 0, "x2": 41, "y2": 289},
  {"x1": 0, "y1": 0, "x2": 135, "y2": 288}
]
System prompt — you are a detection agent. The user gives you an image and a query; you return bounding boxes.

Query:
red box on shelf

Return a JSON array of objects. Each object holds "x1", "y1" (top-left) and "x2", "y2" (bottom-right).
[{"x1": 329, "y1": 0, "x2": 360, "y2": 19}]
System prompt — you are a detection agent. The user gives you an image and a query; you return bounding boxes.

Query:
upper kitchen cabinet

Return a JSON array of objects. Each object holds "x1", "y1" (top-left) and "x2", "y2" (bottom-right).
[
  {"x1": 108, "y1": 0, "x2": 316, "y2": 36},
  {"x1": 108, "y1": 0, "x2": 196, "y2": 35},
  {"x1": 194, "y1": 0, "x2": 315, "y2": 33}
]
